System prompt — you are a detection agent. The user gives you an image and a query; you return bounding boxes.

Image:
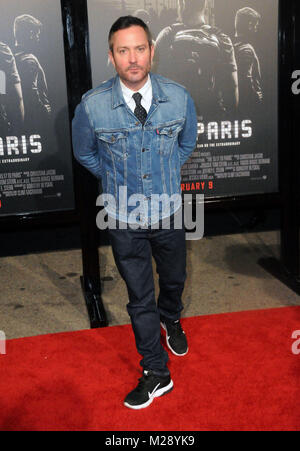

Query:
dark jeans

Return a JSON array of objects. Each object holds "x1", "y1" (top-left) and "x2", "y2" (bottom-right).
[{"x1": 108, "y1": 214, "x2": 186, "y2": 374}]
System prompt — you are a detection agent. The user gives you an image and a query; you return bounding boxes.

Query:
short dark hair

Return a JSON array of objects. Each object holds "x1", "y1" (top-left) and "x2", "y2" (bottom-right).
[{"x1": 108, "y1": 16, "x2": 152, "y2": 53}]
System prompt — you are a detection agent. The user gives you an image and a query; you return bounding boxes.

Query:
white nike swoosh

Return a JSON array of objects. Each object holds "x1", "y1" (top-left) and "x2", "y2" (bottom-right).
[{"x1": 148, "y1": 383, "x2": 161, "y2": 398}]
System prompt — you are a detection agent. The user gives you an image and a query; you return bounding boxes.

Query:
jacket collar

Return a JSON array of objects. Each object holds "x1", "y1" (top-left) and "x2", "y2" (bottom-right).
[{"x1": 111, "y1": 72, "x2": 168, "y2": 109}]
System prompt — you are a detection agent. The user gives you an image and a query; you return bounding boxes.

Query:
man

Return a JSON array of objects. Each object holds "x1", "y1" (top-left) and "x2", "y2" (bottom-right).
[
  {"x1": 0, "y1": 41, "x2": 24, "y2": 135},
  {"x1": 72, "y1": 16, "x2": 197, "y2": 410},
  {"x1": 13, "y1": 14, "x2": 51, "y2": 131},
  {"x1": 234, "y1": 7, "x2": 263, "y2": 117},
  {"x1": 154, "y1": 0, "x2": 238, "y2": 121}
]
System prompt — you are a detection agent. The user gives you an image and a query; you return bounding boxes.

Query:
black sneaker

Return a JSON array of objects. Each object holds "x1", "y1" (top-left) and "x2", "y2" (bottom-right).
[
  {"x1": 124, "y1": 370, "x2": 173, "y2": 410},
  {"x1": 161, "y1": 319, "x2": 188, "y2": 356}
]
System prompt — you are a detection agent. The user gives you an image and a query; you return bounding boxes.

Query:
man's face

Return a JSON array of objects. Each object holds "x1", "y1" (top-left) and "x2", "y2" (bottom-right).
[
  {"x1": 26, "y1": 28, "x2": 41, "y2": 48},
  {"x1": 33, "y1": 29, "x2": 41, "y2": 43},
  {"x1": 108, "y1": 25, "x2": 154, "y2": 91},
  {"x1": 249, "y1": 20, "x2": 260, "y2": 34}
]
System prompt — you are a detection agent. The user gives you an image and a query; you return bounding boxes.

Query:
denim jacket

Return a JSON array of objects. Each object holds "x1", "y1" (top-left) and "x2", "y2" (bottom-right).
[{"x1": 72, "y1": 72, "x2": 197, "y2": 225}]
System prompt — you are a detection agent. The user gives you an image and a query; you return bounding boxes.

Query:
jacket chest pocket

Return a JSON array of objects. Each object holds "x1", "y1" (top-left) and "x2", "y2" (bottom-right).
[
  {"x1": 96, "y1": 130, "x2": 128, "y2": 162},
  {"x1": 156, "y1": 120, "x2": 184, "y2": 156}
]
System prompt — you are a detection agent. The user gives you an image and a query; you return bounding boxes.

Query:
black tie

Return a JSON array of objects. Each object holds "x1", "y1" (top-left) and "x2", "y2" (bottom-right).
[{"x1": 132, "y1": 92, "x2": 147, "y2": 125}]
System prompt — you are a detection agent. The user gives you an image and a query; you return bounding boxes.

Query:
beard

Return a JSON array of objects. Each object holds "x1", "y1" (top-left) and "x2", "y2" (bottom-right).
[{"x1": 114, "y1": 59, "x2": 152, "y2": 90}]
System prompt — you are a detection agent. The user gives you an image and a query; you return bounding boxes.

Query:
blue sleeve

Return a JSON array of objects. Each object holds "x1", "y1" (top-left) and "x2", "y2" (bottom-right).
[
  {"x1": 72, "y1": 100, "x2": 102, "y2": 179},
  {"x1": 178, "y1": 91, "x2": 198, "y2": 166}
]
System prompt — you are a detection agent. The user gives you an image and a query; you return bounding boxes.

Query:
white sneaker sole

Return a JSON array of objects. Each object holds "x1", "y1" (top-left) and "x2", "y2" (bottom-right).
[
  {"x1": 124, "y1": 379, "x2": 174, "y2": 410},
  {"x1": 161, "y1": 322, "x2": 189, "y2": 356}
]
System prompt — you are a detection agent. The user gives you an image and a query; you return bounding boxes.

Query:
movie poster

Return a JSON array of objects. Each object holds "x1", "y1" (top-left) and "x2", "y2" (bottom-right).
[
  {"x1": 0, "y1": 0, "x2": 74, "y2": 216},
  {"x1": 87, "y1": 0, "x2": 278, "y2": 198}
]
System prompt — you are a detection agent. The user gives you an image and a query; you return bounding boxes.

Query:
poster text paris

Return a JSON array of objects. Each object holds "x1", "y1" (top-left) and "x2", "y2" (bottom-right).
[
  {"x1": 198, "y1": 119, "x2": 252, "y2": 141},
  {"x1": 0, "y1": 134, "x2": 42, "y2": 157}
]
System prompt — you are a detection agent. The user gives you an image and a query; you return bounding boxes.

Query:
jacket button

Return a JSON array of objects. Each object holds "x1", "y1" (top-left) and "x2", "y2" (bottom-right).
[
  {"x1": 143, "y1": 174, "x2": 148, "y2": 179},
  {"x1": 142, "y1": 148, "x2": 146, "y2": 152}
]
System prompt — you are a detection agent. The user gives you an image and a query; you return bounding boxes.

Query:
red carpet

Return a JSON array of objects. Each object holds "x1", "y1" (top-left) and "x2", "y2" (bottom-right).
[{"x1": 0, "y1": 306, "x2": 300, "y2": 431}]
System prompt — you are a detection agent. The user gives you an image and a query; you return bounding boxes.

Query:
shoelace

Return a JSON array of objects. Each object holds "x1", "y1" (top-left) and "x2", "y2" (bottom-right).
[
  {"x1": 167, "y1": 320, "x2": 184, "y2": 336},
  {"x1": 136, "y1": 372, "x2": 155, "y2": 392}
]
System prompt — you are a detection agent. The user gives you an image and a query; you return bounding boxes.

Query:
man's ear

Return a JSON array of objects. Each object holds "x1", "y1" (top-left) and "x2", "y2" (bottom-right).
[
  {"x1": 108, "y1": 50, "x2": 115, "y2": 68},
  {"x1": 150, "y1": 43, "x2": 155, "y2": 64}
]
